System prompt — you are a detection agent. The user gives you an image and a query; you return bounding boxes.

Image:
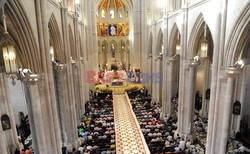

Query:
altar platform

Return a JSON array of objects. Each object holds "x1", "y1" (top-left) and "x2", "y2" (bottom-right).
[{"x1": 95, "y1": 83, "x2": 143, "y2": 94}]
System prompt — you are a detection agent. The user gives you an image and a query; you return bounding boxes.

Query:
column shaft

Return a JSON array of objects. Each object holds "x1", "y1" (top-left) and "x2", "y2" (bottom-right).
[
  {"x1": 219, "y1": 76, "x2": 235, "y2": 154},
  {"x1": 0, "y1": 122, "x2": 8, "y2": 154},
  {"x1": 186, "y1": 66, "x2": 196, "y2": 134},
  {"x1": 0, "y1": 73, "x2": 19, "y2": 151},
  {"x1": 23, "y1": 80, "x2": 48, "y2": 154}
]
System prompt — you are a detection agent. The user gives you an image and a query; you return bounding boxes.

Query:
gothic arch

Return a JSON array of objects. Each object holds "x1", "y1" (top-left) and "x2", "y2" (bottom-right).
[
  {"x1": 188, "y1": 13, "x2": 214, "y2": 60},
  {"x1": 225, "y1": 3, "x2": 250, "y2": 66},
  {"x1": 156, "y1": 29, "x2": 163, "y2": 55},
  {"x1": 148, "y1": 32, "x2": 153, "y2": 57},
  {"x1": 0, "y1": 1, "x2": 41, "y2": 72},
  {"x1": 48, "y1": 14, "x2": 64, "y2": 63},
  {"x1": 96, "y1": 0, "x2": 133, "y2": 14},
  {"x1": 169, "y1": 23, "x2": 181, "y2": 56},
  {"x1": 119, "y1": 39, "x2": 125, "y2": 50},
  {"x1": 79, "y1": 34, "x2": 84, "y2": 58},
  {"x1": 68, "y1": 25, "x2": 76, "y2": 60}
]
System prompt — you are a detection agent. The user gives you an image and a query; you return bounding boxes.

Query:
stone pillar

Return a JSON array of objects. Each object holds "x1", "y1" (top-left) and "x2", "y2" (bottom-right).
[
  {"x1": 0, "y1": 72, "x2": 19, "y2": 153},
  {"x1": 219, "y1": 67, "x2": 240, "y2": 154},
  {"x1": 236, "y1": 66, "x2": 247, "y2": 132},
  {"x1": 132, "y1": 0, "x2": 142, "y2": 69},
  {"x1": 201, "y1": 59, "x2": 211, "y2": 118},
  {"x1": 61, "y1": 3, "x2": 78, "y2": 149},
  {"x1": 35, "y1": 0, "x2": 62, "y2": 152},
  {"x1": 0, "y1": 121, "x2": 8, "y2": 154},
  {"x1": 186, "y1": 59, "x2": 199, "y2": 135},
  {"x1": 21, "y1": 73, "x2": 48, "y2": 154},
  {"x1": 178, "y1": 59, "x2": 199, "y2": 139},
  {"x1": 167, "y1": 56, "x2": 177, "y2": 115}
]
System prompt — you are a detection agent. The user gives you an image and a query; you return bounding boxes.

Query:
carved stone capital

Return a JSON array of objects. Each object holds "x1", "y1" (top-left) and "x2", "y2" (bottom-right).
[
  {"x1": 221, "y1": 66, "x2": 240, "y2": 78},
  {"x1": 189, "y1": 58, "x2": 200, "y2": 67}
]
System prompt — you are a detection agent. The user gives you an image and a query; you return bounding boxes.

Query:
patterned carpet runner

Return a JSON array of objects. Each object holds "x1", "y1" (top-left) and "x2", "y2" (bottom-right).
[{"x1": 113, "y1": 93, "x2": 150, "y2": 154}]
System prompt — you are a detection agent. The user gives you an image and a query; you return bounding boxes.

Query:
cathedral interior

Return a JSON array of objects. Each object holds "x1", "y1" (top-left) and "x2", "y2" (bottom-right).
[{"x1": 0, "y1": 0, "x2": 250, "y2": 154}]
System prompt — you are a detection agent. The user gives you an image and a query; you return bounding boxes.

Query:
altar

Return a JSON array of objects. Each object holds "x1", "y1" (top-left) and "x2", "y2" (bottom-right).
[{"x1": 111, "y1": 80, "x2": 123, "y2": 86}]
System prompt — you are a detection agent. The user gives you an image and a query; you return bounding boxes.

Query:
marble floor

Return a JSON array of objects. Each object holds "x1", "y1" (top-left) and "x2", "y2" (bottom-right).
[{"x1": 113, "y1": 93, "x2": 150, "y2": 154}]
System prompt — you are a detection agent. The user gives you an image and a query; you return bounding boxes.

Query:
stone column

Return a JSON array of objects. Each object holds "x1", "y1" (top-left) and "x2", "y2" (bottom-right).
[
  {"x1": 0, "y1": 72, "x2": 19, "y2": 153},
  {"x1": 0, "y1": 121, "x2": 8, "y2": 154},
  {"x1": 21, "y1": 73, "x2": 48, "y2": 154},
  {"x1": 219, "y1": 67, "x2": 240, "y2": 154},
  {"x1": 201, "y1": 59, "x2": 211, "y2": 118},
  {"x1": 186, "y1": 59, "x2": 200, "y2": 135},
  {"x1": 168, "y1": 56, "x2": 177, "y2": 114},
  {"x1": 178, "y1": 59, "x2": 199, "y2": 139},
  {"x1": 236, "y1": 66, "x2": 247, "y2": 132},
  {"x1": 61, "y1": 2, "x2": 78, "y2": 149},
  {"x1": 132, "y1": 0, "x2": 142, "y2": 69}
]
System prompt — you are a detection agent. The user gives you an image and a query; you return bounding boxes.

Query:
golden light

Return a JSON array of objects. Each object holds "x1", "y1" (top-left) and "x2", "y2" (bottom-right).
[
  {"x1": 122, "y1": 45, "x2": 125, "y2": 50},
  {"x1": 176, "y1": 40, "x2": 180, "y2": 55},
  {"x1": 50, "y1": 46, "x2": 55, "y2": 61},
  {"x1": 200, "y1": 24, "x2": 208, "y2": 58},
  {"x1": 2, "y1": 43, "x2": 18, "y2": 74},
  {"x1": 200, "y1": 39, "x2": 208, "y2": 58},
  {"x1": 102, "y1": 45, "x2": 106, "y2": 51}
]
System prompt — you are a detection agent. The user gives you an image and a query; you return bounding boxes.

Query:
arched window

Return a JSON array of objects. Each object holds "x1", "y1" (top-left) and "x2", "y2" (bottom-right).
[
  {"x1": 119, "y1": 9, "x2": 124, "y2": 18},
  {"x1": 96, "y1": 10, "x2": 99, "y2": 17},
  {"x1": 110, "y1": 9, "x2": 115, "y2": 19},
  {"x1": 126, "y1": 9, "x2": 129, "y2": 18},
  {"x1": 101, "y1": 9, "x2": 106, "y2": 18}
]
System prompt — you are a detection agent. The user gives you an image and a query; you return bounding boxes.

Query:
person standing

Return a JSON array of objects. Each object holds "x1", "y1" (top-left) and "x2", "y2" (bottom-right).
[{"x1": 14, "y1": 148, "x2": 20, "y2": 154}]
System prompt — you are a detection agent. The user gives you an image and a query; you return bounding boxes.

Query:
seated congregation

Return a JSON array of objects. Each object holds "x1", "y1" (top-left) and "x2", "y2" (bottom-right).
[
  {"x1": 73, "y1": 89, "x2": 250, "y2": 154},
  {"x1": 77, "y1": 94, "x2": 116, "y2": 154}
]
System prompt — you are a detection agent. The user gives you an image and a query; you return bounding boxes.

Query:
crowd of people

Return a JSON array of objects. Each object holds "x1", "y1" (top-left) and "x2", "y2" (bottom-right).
[
  {"x1": 76, "y1": 94, "x2": 116, "y2": 154},
  {"x1": 76, "y1": 88, "x2": 250, "y2": 154},
  {"x1": 128, "y1": 91, "x2": 205, "y2": 154},
  {"x1": 227, "y1": 138, "x2": 250, "y2": 153}
]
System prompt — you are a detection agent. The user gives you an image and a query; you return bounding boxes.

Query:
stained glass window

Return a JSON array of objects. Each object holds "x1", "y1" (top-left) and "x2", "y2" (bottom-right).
[
  {"x1": 96, "y1": 10, "x2": 99, "y2": 17},
  {"x1": 126, "y1": 9, "x2": 129, "y2": 18},
  {"x1": 119, "y1": 9, "x2": 123, "y2": 18},
  {"x1": 110, "y1": 10, "x2": 115, "y2": 19},
  {"x1": 101, "y1": 9, "x2": 105, "y2": 18}
]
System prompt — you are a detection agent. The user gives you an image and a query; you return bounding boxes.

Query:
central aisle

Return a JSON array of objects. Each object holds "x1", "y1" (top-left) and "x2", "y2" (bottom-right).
[{"x1": 113, "y1": 93, "x2": 150, "y2": 154}]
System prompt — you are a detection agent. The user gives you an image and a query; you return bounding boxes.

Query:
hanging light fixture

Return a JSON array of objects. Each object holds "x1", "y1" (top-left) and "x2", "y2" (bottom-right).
[
  {"x1": 0, "y1": 6, "x2": 18, "y2": 84},
  {"x1": 200, "y1": 24, "x2": 208, "y2": 58},
  {"x1": 175, "y1": 31, "x2": 180, "y2": 55},
  {"x1": 50, "y1": 46, "x2": 55, "y2": 61}
]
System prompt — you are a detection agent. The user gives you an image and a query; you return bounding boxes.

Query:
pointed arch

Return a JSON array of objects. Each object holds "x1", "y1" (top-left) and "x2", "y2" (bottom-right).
[
  {"x1": 79, "y1": 34, "x2": 84, "y2": 58},
  {"x1": 148, "y1": 32, "x2": 153, "y2": 57},
  {"x1": 119, "y1": 39, "x2": 125, "y2": 50},
  {"x1": 101, "y1": 40, "x2": 108, "y2": 66},
  {"x1": 68, "y1": 25, "x2": 76, "y2": 60},
  {"x1": 102, "y1": 40, "x2": 108, "y2": 52},
  {"x1": 225, "y1": 3, "x2": 250, "y2": 66},
  {"x1": 109, "y1": 40, "x2": 117, "y2": 49},
  {"x1": 97, "y1": 0, "x2": 133, "y2": 14},
  {"x1": 169, "y1": 23, "x2": 181, "y2": 56},
  {"x1": 0, "y1": 1, "x2": 41, "y2": 72},
  {"x1": 48, "y1": 14, "x2": 65, "y2": 63},
  {"x1": 188, "y1": 13, "x2": 214, "y2": 60},
  {"x1": 119, "y1": 39, "x2": 126, "y2": 64},
  {"x1": 156, "y1": 29, "x2": 163, "y2": 55}
]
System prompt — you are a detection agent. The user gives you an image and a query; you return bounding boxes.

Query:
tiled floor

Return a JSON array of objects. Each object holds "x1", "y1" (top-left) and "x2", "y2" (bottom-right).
[{"x1": 113, "y1": 94, "x2": 150, "y2": 154}]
